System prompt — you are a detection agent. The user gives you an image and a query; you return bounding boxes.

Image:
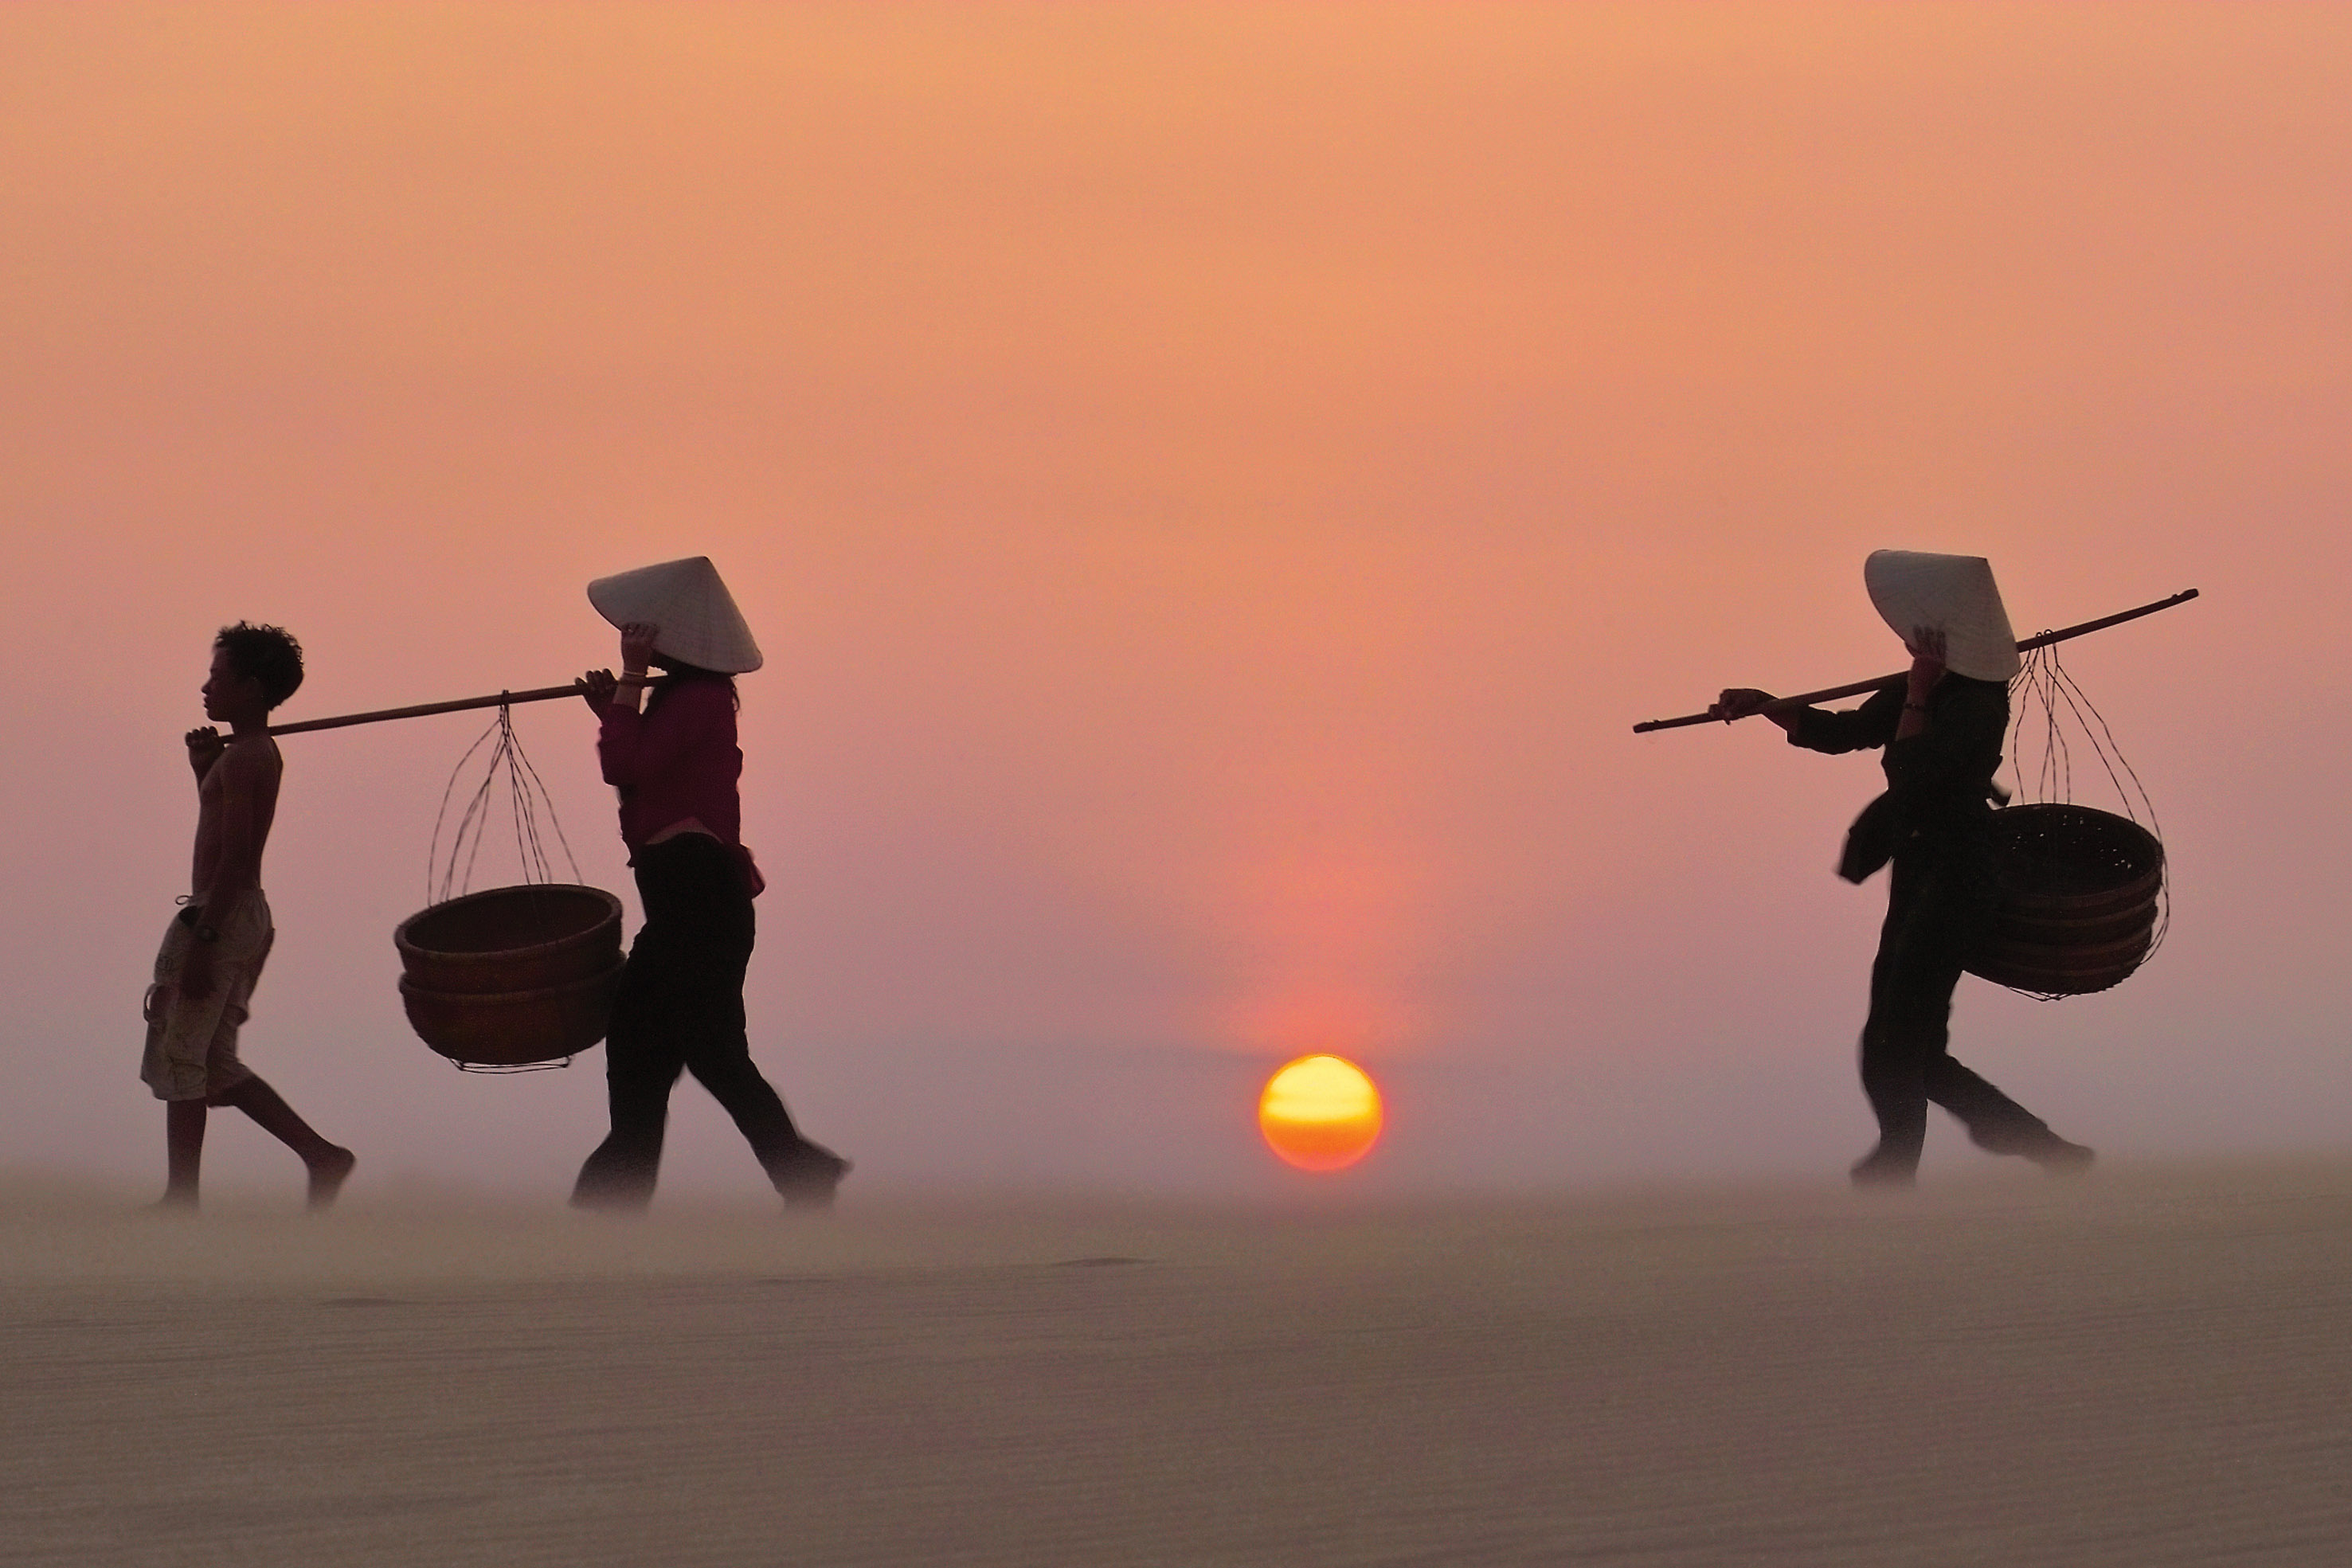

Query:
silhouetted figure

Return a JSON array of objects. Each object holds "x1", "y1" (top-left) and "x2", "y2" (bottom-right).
[
  {"x1": 1712, "y1": 553, "x2": 2093, "y2": 1187},
  {"x1": 568, "y1": 557, "x2": 848, "y2": 1211},
  {"x1": 145, "y1": 624, "x2": 354, "y2": 1210}
]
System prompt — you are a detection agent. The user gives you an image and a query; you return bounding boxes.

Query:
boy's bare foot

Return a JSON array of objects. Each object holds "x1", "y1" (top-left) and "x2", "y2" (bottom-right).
[
  {"x1": 1849, "y1": 1144, "x2": 1919, "y2": 1190},
  {"x1": 2029, "y1": 1136, "x2": 2096, "y2": 1179},
  {"x1": 307, "y1": 1147, "x2": 356, "y2": 1210}
]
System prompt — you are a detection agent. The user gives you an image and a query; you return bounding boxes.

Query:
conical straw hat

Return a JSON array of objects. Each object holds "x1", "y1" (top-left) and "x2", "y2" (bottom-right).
[
  {"x1": 586, "y1": 556, "x2": 764, "y2": 675},
  {"x1": 1863, "y1": 550, "x2": 2019, "y2": 682}
]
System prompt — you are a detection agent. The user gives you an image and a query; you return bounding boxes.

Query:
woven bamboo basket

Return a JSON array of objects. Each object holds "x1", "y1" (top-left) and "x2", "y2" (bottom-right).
[
  {"x1": 396, "y1": 885, "x2": 622, "y2": 994},
  {"x1": 393, "y1": 884, "x2": 625, "y2": 1064},
  {"x1": 1968, "y1": 804, "x2": 2163, "y2": 996},
  {"x1": 398, "y1": 961, "x2": 625, "y2": 1066}
]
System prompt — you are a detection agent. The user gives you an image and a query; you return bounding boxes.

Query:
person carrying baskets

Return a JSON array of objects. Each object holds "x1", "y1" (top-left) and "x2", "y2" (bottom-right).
[
  {"x1": 1709, "y1": 552, "x2": 2094, "y2": 1187},
  {"x1": 568, "y1": 557, "x2": 850, "y2": 1210}
]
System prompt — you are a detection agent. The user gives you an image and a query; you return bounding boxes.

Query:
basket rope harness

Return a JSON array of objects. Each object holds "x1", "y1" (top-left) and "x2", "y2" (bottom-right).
[
  {"x1": 421, "y1": 700, "x2": 589, "y2": 1072},
  {"x1": 426, "y1": 698, "x2": 584, "y2": 906},
  {"x1": 1996, "y1": 643, "x2": 2170, "y2": 998}
]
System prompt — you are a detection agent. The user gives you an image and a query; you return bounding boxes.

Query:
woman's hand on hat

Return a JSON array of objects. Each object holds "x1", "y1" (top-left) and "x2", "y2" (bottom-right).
[
  {"x1": 619, "y1": 622, "x2": 659, "y2": 674},
  {"x1": 577, "y1": 668, "x2": 617, "y2": 714},
  {"x1": 1904, "y1": 625, "x2": 1947, "y2": 691}
]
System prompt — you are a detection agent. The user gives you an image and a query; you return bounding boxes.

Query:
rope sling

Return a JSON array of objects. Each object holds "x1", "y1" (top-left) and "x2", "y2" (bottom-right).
[{"x1": 425, "y1": 699, "x2": 584, "y2": 905}]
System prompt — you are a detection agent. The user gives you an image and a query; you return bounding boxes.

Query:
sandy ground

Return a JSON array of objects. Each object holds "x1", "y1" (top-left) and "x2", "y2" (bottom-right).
[{"x1": 4, "y1": 1163, "x2": 2350, "y2": 1567}]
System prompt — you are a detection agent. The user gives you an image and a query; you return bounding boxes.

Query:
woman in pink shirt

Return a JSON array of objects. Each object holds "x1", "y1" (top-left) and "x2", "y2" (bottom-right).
[{"x1": 568, "y1": 564, "x2": 847, "y2": 1210}]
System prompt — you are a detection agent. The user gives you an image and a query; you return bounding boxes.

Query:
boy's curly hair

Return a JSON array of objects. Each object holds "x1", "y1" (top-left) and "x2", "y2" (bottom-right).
[{"x1": 214, "y1": 622, "x2": 305, "y2": 710}]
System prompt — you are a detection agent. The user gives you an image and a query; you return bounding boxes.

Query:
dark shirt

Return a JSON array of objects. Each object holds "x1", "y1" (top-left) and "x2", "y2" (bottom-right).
[
  {"x1": 1787, "y1": 674, "x2": 2009, "y2": 882},
  {"x1": 597, "y1": 677, "x2": 744, "y2": 854}
]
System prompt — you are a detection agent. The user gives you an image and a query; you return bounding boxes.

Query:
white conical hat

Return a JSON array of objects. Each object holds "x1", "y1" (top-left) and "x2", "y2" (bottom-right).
[
  {"x1": 586, "y1": 556, "x2": 764, "y2": 675},
  {"x1": 1863, "y1": 550, "x2": 2019, "y2": 682}
]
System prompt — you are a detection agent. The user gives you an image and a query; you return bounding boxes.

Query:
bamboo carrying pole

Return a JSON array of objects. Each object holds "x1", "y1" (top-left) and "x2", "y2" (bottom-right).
[
  {"x1": 1630, "y1": 588, "x2": 2199, "y2": 735},
  {"x1": 251, "y1": 588, "x2": 2200, "y2": 741},
  {"x1": 264, "y1": 678, "x2": 663, "y2": 738}
]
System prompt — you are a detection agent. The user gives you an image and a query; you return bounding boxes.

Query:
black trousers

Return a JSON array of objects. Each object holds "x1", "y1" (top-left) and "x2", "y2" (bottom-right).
[
  {"x1": 1860, "y1": 844, "x2": 2047, "y2": 1163},
  {"x1": 572, "y1": 835, "x2": 802, "y2": 1208}
]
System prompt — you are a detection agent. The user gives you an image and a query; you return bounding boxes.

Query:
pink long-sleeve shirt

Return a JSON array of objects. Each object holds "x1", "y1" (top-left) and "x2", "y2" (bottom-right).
[{"x1": 597, "y1": 678, "x2": 744, "y2": 856}]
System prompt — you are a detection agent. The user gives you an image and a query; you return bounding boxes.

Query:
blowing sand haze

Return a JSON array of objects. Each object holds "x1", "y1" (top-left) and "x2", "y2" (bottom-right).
[{"x1": 6, "y1": 1162, "x2": 2350, "y2": 1566}]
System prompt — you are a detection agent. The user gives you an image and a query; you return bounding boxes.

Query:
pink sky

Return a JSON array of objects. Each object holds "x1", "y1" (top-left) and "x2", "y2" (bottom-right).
[{"x1": 3, "y1": 5, "x2": 2346, "y2": 1198}]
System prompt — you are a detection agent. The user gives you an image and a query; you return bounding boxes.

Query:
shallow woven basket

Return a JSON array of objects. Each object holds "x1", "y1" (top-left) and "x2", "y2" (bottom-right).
[
  {"x1": 393, "y1": 884, "x2": 626, "y2": 1064},
  {"x1": 395, "y1": 884, "x2": 623, "y2": 995},
  {"x1": 398, "y1": 961, "x2": 624, "y2": 1067},
  {"x1": 1968, "y1": 804, "x2": 2163, "y2": 996}
]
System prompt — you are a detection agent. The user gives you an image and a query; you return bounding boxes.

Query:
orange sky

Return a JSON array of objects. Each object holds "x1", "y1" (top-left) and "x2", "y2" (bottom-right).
[{"x1": 3, "y1": 4, "x2": 2347, "y2": 1196}]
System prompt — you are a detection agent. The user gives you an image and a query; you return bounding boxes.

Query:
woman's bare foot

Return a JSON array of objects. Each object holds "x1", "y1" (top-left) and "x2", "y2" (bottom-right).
[
  {"x1": 306, "y1": 1147, "x2": 356, "y2": 1210},
  {"x1": 1971, "y1": 1124, "x2": 2096, "y2": 1177},
  {"x1": 774, "y1": 1140, "x2": 850, "y2": 1210}
]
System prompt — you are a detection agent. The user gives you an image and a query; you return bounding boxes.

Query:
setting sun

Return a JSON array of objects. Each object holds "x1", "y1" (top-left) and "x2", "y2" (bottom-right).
[{"x1": 1258, "y1": 1055, "x2": 1384, "y2": 1172}]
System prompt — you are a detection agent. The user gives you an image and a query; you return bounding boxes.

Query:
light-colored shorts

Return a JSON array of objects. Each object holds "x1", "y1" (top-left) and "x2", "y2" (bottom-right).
[{"x1": 141, "y1": 893, "x2": 274, "y2": 1102}]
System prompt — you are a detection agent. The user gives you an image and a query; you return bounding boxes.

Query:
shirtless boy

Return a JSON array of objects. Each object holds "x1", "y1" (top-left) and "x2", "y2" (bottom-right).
[{"x1": 143, "y1": 623, "x2": 354, "y2": 1210}]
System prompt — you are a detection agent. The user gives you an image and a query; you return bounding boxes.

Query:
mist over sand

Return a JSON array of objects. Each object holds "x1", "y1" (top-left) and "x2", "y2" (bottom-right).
[{"x1": 8, "y1": 1162, "x2": 2350, "y2": 1566}]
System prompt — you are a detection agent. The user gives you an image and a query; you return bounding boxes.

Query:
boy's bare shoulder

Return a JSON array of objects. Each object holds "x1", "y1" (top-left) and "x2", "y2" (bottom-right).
[{"x1": 217, "y1": 736, "x2": 285, "y2": 788}]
